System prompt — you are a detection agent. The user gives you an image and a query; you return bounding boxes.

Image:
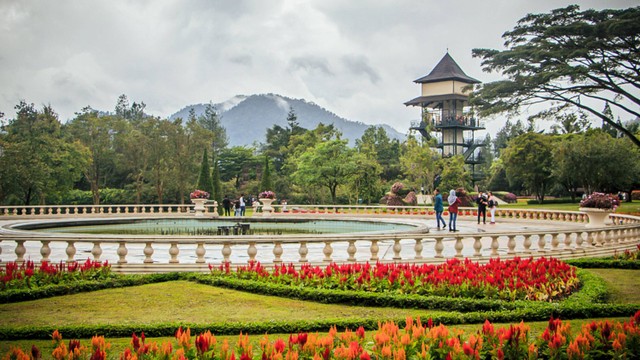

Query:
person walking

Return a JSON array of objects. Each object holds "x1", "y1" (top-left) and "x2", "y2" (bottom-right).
[
  {"x1": 433, "y1": 189, "x2": 446, "y2": 230},
  {"x1": 477, "y1": 192, "x2": 488, "y2": 225},
  {"x1": 488, "y1": 191, "x2": 497, "y2": 224},
  {"x1": 447, "y1": 189, "x2": 461, "y2": 232},
  {"x1": 222, "y1": 195, "x2": 231, "y2": 216}
]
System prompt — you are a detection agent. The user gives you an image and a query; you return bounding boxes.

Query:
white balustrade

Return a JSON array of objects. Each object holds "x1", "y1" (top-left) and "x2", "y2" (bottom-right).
[{"x1": 0, "y1": 206, "x2": 638, "y2": 272}]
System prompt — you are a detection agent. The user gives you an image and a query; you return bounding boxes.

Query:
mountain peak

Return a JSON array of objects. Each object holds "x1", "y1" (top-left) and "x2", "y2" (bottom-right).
[{"x1": 169, "y1": 94, "x2": 404, "y2": 146}]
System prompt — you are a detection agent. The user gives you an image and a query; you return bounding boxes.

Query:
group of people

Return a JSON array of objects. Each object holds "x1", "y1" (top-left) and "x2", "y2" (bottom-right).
[
  {"x1": 221, "y1": 194, "x2": 255, "y2": 216},
  {"x1": 432, "y1": 189, "x2": 498, "y2": 231}
]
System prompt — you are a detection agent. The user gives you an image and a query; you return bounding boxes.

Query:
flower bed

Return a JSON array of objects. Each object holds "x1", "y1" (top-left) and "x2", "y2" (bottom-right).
[
  {"x1": 6, "y1": 312, "x2": 640, "y2": 360},
  {"x1": 210, "y1": 258, "x2": 579, "y2": 302},
  {"x1": 0, "y1": 259, "x2": 111, "y2": 290}
]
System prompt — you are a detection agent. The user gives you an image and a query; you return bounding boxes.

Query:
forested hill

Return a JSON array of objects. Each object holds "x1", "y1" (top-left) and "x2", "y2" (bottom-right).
[{"x1": 169, "y1": 94, "x2": 405, "y2": 146}]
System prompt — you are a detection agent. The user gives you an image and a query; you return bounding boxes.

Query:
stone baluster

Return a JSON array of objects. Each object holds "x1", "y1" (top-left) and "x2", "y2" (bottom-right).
[
  {"x1": 66, "y1": 241, "x2": 77, "y2": 263},
  {"x1": 369, "y1": 240, "x2": 379, "y2": 261},
  {"x1": 434, "y1": 237, "x2": 444, "y2": 258},
  {"x1": 40, "y1": 240, "x2": 52, "y2": 262},
  {"x1": 15, "y1": 240, "x2": 27, "y2": 264},
  {"x1": 564, "y1": 233, "x2": 573, "y2": 251},
  {"x1": 537, "y1": 234, "x2": 547, "y2": 253},
  {"x1": 323, "y1": 241, "x2": 333, "y2": 262},
  {"x1": 550, "y1": 233, "x2": 560, "y2": 252},
  {"x1": 222, "y1": 243, "x2": 232, "y2": 264},
  {"x1": 168, "y1": 242, "x2": 179, "y2": 264},
  {"x1": 507, "y1": 235, "x2": 516, "y2": 255},
  {"x1": 247, "y1": 242, "x2": 257, "y2": 262},
  {"x1": 347, "y1": 240, "x2": 357, "y2": 262},
  {"x1": 196, "y1": 242, "x2": 206, "y2": 263},
  {"x1": 414, "y1": 238, "x2": 423, "y2": 260},
  {"x1": 298, "y1": 242, "x2": 308, "y2": 263},
  {"x1": 143, "y1": 242, "x2": 154, "y2": 264},
  {"x1": 273, "y1": 242, "x2": 284, "y2": 264},
  {"x1": 454, "y1": 236, "x2": 464, "y2": 258},
  {"x1": 91, "y1": 241, "x2": 103, "y2": 261},
  {"x1": 490, "y1": 236, "x2": 499, "y2": 257},
  {"x1": 392, "y1": 239, "x2": 402, "y2": 260},
  {"x1": 575, "y1": 232, "x2": 585, "y2": 251},
  {"x1": 588, "y1": 231, "x2": 598, "y2": 247},
  {"x1": 522, "y1": 234, "x2": 532, "y2": 254},
  {"x1": 472, "y1": 236, "x2": 482, "y2": 258},
  {"x1": 117, "y1": 242, "x2": 128, "y2": 264}
]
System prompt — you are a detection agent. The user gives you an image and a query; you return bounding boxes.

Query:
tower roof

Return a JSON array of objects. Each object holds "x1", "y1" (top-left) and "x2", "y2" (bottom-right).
[{"x1": 414, "y1": 53, "x2": 480, "y2": 84}]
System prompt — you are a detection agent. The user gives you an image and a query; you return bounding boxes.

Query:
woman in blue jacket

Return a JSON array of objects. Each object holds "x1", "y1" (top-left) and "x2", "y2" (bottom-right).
[{"x1": 433, "y1": 189, "x2": 446, "y2": 230}]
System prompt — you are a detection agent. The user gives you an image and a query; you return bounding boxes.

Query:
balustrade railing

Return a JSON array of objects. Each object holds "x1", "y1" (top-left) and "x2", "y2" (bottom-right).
[{"x1": 1, "y1": 205, "x2": 638, "y2": 273}]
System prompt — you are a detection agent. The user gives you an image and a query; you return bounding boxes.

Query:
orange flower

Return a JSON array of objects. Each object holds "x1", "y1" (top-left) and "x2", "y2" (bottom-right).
[
  {"x1": 393, "y1": 347, "x2": 406, "y2": 360},
  {"x1": 3, "y1": 347, "x2": 30, "y2": 360},
  {"x1": 160, "y1": 341, "x2": 173, "y2": 358},
  {"x1": 52, "y1": 330, "x2": 63, "y2": 344},
  {"x1": 51, "y1": 342, "x2": 68, "y2": 360},
  {"x1": 381, "y1": 346, "x2": 392, "y2": 358}
]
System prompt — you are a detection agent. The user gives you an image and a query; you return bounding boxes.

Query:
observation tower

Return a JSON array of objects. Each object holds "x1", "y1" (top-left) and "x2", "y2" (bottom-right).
[{"x1": 405, "y1": 53, "x2": 485, "y2": 182}]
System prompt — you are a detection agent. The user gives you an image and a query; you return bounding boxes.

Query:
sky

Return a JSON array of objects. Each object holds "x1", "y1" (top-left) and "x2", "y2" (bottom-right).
[{"x1": 0, "y1": 0, "x2": 637, "y2": 136}]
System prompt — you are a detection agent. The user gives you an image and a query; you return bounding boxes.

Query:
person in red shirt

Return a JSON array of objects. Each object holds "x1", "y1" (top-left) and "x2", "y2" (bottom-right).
[{"x1": 448, "y1": 189, "x2": 462, "y2": 232}]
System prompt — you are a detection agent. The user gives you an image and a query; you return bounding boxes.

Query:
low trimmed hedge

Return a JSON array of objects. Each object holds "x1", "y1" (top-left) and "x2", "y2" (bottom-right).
[
  {"x1": 1, "y1": 305, "x2": 638, "y2": 340},
  {"x1": 0, "y1": 269, "x2": 638, "y2": 340},
  {"x1": 0, "y1": 273, "x2": 181, "y2": 303},
  {"x1": 565, "y1": 258, "x2": 640, "y2": 269}
]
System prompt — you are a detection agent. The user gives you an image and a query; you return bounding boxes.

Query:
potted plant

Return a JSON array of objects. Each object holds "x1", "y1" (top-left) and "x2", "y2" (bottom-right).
[
  {"x1": 190, "y1": 190, "x2": 210, "y2": 217},
  {"x1": 259, "y1": 191, "x2": 276, "y2": 216},
  {"x1": 579, "y1": 192, "x2": 619, "y2": 227}
]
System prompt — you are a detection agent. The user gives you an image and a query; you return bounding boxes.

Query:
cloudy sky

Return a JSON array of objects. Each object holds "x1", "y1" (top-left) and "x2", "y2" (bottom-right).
[{"x1": 0, "y1": 0, "x2": 636, "y2": 134}]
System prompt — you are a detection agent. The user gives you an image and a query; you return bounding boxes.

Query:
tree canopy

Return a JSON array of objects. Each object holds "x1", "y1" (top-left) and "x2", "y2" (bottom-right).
[{"x1": 471, "y1": 5, "x2": 640, "y2": 147}]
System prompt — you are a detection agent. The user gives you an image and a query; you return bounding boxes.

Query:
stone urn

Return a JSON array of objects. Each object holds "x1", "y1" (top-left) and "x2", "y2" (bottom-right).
[
  {"x1": 579, "y1": 207, "x2": 614, "y2": 228},
  {"x1": 191, "y1": 198, "x2": 207, "y2": 217},
  {"x1": 260, "y1": 198, "x2": 274, "y2": 217}
]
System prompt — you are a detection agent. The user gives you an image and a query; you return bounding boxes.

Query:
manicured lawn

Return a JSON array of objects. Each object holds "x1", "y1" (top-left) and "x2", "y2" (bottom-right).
[
  {"x1": 501, "y1": 199, "x2": 640, "y2": 214},
  {"x1": 588, "y1": 268, "x2": 640, "y2": 304},
  {"x1": 0, "y1": 281, "x2": 450, "y2": 327},
  {"x1": 0, "y1": 269, "x2": 638, "y2": 357}
]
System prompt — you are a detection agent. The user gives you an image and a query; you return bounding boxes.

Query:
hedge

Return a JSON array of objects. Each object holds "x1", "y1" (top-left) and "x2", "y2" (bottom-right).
[
  {"x1": 565, "y1": 258, "x2": 640, "y2": 269},
  {"x1": 0, "y1": 270, "x2": 638, "y2": 340},
  {"x1": 0, "y1": 273, "x2": 182, "y2": 304},
  {"x1": 1, "y1": 305, "x2": 638, "y2": 340}
]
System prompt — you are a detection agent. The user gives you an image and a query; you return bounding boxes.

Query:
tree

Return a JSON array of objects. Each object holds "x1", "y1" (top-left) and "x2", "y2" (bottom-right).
[
  {"x1": 211, "y1": 153, "x2": 222, "y2": 207},
  {"x1": 471, "y1": 5, "x2": 640, "y2": 147},
  {"x1": 555, "y1": 130, "x2": 640, "y2": 196},
  {"x1": 550, "y1": 112, "x2": 592, "y2": 134},
  {"x1": 356, "y1": 126, "x2": 402, "y2": 181},
  {"x1": 501, "y1": 133, "x2": 555, "y2": 203},
  {"x1": 399, "y1": 135, "x2": 438, "y2": 192},
  {"x1": 218, "y1": 146, "x2": 258, "y2": 189},
  {"x1": 260, "y1": 156, "x2": 273, "y2": 192},
  {"x1": 0, "y1": 102, "x2": 87, "y2": 204},
  {"x1": 349, "y1": 144, "x2": 383, "y2": 205},
  {"x1": 197, "y1": 149, "x2": 214, "y2": 196},
  {"x1": 65, "y1": 108, "x2": 120, "y2": 204},
  {"x1": 436, "y1": 156, "x2": 471, "y2": 194},
  {"x1": 198, "y1": 102, "x2": 228, "y2": 156},
  {"x1": 493, "y1": 119, "x2": 527, "y2": 156},
  {"x1": 291, "y1": 139, "x2": 358, "y2": 204}
]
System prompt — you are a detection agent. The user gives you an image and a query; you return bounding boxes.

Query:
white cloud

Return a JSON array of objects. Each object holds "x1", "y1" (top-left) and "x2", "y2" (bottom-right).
[{"x1": 0, "y1": 0, "x2": 637, "y2": 137}]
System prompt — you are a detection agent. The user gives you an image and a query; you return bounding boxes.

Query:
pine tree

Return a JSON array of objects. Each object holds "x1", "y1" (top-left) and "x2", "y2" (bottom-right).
[
  {"x1": 260, "y1": 156, "x2": 273, "y2": 192},
  {"x1": 211, "y1": 153, "x2": 222, "y2": 212},
  {"x1": 197, "y1": 149, "x2": 214, "y2": 197}
]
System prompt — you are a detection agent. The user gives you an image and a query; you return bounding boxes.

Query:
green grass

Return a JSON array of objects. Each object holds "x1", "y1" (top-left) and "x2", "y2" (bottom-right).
[
  {"x1": 0, "y1": 281, "x2": 450, "y2": 328},
  {"x1": 587, "y1": 268, "x2": 640, "y2": 304},
  {"x1": 0, "y1": 269, "x2": 638, "y2": 358},
  {"x1": 500, "y1": 199, "x2": 640, "y2": 214}
]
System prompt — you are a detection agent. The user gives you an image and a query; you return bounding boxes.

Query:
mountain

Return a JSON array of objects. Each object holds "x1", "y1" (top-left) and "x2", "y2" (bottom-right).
[{"x1": 169, "y1": 94, "x2": 405, "y2": 146}]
